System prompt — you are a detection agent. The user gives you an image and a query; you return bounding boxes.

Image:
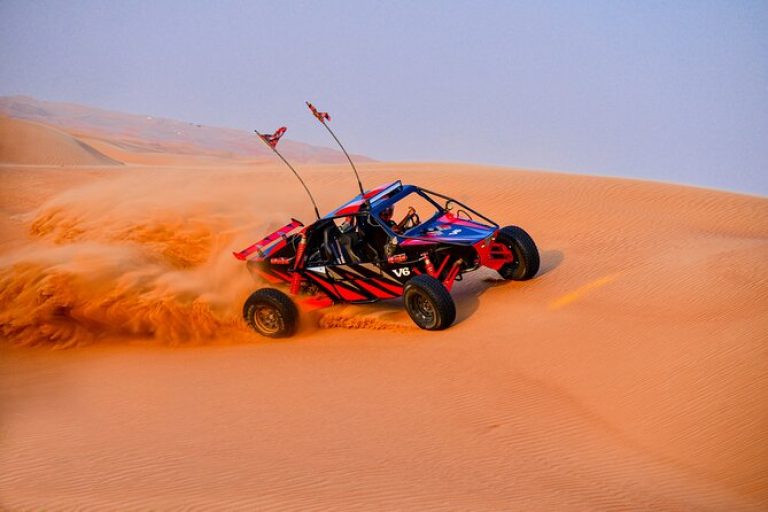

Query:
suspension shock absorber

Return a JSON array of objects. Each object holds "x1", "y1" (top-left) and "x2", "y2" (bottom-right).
[
  {"x1": 422, "y1": 252, "x2": 436, "y2": 277},
  {"x1": 290, "y1": 232, "x2": 307, "y2": 295},
  {"x1": 443, "y1": 258, "x2": 464, "y2": 291}
]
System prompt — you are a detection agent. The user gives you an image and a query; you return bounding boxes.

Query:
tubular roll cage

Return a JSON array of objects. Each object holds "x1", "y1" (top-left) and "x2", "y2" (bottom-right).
[{"x1": 368, "y1": 184, "x2": 500, "y2": 243}]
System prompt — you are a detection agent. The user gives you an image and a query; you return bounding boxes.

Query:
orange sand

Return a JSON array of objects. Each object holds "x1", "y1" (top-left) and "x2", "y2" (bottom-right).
[{"x1": 1, "y1": 122, "x2": 767, "y2": 510}]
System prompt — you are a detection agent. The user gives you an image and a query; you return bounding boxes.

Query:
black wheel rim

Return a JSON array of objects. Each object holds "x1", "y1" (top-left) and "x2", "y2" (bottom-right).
[
  {"x1": 505, "y1": 242, "x2": 524, "y2": 276},
  {"x1": 407, "y1": 291, "x2": 436, "y2": 328},
  {"x1": 253, "y1": 304, "x2": 283, "y2": 335}
]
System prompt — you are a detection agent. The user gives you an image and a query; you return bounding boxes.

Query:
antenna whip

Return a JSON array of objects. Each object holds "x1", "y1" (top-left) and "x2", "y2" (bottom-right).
[
  {"x1": 306, "y1": 101, "x2": 365, "y2": 197},
  {"x1": 255, "y1": 127, "x2": 321, "y2": 220}
]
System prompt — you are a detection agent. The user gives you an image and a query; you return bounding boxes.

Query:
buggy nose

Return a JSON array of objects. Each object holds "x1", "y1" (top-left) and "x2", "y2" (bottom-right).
[
  {"x1": 413, "y1": 214, "x2": 497, "y2": 244},
  {"x1": 473, "y1": 229, "x2": 514, "y2": 271}
]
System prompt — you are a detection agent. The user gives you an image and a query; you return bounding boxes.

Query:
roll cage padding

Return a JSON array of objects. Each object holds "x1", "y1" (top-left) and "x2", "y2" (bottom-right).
[{"x1": 321, "y1": 223, "x2": 334, "y2": 261}]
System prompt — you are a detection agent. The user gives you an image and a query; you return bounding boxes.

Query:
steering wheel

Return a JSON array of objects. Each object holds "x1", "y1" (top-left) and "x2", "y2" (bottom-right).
[
  {"x1": 456, "y1": 209, "x2": 473, "y2": 220},
  {"x1": 399, "y1": 207, "x2": 420, "y2": 231}
]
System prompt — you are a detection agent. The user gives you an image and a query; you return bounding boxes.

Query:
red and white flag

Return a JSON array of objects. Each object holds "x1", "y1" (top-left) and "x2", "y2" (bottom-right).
[
  {"x1": 259, "y1": 126, "x2": 287, "y2": 148},
  {"x1": 306, "y1": 102, "x2": 331, "y2": 123}
]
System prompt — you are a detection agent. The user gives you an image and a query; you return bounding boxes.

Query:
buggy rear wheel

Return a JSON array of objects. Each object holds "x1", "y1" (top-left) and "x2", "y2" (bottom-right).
[
  {"x1": 497, "y1": 226, "x2": 540, "y2": 281},
  {"x1": 243, "y1": 288, "x2": 298, "y2": 338},
  {"x1": 403, "y1": 275, "x2": 456, "y2": 330}
]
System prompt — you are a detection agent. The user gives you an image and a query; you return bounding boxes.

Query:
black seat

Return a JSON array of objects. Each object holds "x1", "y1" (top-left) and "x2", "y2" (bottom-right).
[
  {"x1": 322, "y1": 224, "x2": 340, "y2": 262},
  {"x1": 359, "y1": 215, "x2": 391, "y2": 261},
  {"x1": 322, "y1": 222, "x2": 363, "y2": 264}
]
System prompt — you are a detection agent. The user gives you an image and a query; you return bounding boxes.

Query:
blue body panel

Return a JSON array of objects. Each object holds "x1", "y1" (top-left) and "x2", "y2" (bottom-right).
[{"x1": 402, "y1": 214, "x2": 496, "y2": 245}]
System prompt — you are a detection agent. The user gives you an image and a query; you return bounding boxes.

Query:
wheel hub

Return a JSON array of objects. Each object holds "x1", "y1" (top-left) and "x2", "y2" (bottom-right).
[
  {"x1": 254, "y1": 305, "x2": 282, "y2": 334},
  {"x1": 409, "y1": 292, "x2": 435, "y2": 326}
]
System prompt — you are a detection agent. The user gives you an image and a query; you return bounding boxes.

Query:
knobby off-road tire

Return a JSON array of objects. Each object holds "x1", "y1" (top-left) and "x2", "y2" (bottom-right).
[
  {"x1": 243, "y1": 288, "x2": 299, "y2": 338},
  {"x1": 403, "y1": 275, "x2": 456, "y2": 331},
  {"x1": 497, "y1": 226, "x2": 540, "y2": 281}
]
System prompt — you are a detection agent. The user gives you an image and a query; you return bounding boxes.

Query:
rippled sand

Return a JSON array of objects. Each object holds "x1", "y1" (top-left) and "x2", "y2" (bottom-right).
[{"x1": 1, "y1": 119, "x2": 767, "y2": 510}]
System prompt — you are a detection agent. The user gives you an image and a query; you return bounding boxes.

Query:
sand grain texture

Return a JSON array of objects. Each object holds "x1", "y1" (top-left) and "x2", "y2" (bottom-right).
[{"x1": 0, "y1": 130, "x2": 766, "y2": 510}]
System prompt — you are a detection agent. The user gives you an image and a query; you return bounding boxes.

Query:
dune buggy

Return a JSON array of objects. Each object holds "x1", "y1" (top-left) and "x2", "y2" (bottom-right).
[{"x1": 234, "y1": 180, "x2": 539, "y2": 337}]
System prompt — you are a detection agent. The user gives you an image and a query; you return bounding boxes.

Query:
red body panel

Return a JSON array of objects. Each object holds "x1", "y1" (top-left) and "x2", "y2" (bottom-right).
[
  {"x1": 473, "y1": 230, "x2": 515, "y2": 271},
  {"x1": 233, "y1": 219, "x2": 303, "y2": 261}
]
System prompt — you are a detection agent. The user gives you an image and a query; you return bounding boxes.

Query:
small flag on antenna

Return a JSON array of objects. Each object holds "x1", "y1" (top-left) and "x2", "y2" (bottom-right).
[
  {"x1": 306, "y1": 102, "x2": 331, "y2": 123},
  {"x1": 258, "y1": 126, "x2": 287, "y2": 148}
]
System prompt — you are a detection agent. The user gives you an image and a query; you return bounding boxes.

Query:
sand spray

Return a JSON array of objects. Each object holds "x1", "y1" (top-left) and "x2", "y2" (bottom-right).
[{"x1": 0, "y1": 169, "x2": 304, "y2": 346}]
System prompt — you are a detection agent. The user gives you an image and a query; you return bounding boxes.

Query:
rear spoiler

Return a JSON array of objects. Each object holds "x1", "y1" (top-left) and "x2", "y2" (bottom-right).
[{"x1": 233, "y1": 218, "x2": 304, "y2": 261}]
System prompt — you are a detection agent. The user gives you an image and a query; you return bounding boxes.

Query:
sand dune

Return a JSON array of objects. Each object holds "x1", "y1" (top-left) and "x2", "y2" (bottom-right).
[
  {"x1": 0, "y1": 158, "x2": 766, "y2": 510},
  {"x1": 0, "y1": 96, "x2": 373, "y2": 164},
  {"x1": 0, "y1": 116, "x2": 122, "y2": 166}
]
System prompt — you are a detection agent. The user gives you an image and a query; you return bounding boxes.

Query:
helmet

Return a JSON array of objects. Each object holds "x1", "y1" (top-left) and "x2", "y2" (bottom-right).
[{"x1": 380, "y1": 206, "x2": 394, "y2": 220}]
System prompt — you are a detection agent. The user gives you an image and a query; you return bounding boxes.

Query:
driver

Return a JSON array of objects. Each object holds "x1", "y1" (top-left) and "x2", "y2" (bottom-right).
[{"x1": 380, "y1": 205, "x2": 417, "y2": 234}]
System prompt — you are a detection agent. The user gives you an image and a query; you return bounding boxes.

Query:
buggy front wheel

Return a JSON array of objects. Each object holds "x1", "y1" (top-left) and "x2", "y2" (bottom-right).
[
  {"x1": 403, "y1": 275, "x2": 456, "y2": 330},
  {"x1": 496, "y1": 226, "x2": 539, "y2": 281}
]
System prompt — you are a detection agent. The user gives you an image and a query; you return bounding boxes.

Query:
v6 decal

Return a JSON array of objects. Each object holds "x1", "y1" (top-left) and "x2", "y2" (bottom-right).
[{"x1": 392, "y1": 267, "x2": 411, "y2": 277}]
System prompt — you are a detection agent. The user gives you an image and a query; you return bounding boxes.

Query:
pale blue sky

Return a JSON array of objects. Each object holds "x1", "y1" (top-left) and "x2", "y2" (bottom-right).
[{"x1": 1, "y1": 1, "x2": 766, "y2": 194}]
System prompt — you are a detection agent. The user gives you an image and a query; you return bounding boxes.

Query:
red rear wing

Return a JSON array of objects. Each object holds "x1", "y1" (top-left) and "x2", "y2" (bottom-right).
[{"x1": 233, "y1": 219, "x2": 304, "y2": 261}]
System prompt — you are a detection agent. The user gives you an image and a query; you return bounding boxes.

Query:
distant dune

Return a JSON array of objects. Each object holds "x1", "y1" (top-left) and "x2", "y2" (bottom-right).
[
  {"x1": 0, "y1": 116, "x2": 122, "y2": 166},
  {"x1": 0, "y1": 95, "x2": 373, "y2": 164}
]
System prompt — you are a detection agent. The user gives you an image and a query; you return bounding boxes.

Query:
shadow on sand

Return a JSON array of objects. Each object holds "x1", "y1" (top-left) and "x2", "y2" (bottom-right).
[
  {"x1": 538, "y1": 249, "x2": 564, "y2": 277},
  {"x1": 452, "y1": 249, "x2": 564, "y2": 325}
]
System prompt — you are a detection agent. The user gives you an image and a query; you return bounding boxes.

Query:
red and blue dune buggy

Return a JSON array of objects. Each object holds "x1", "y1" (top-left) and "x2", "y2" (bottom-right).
[{"x1": 234, "y1": 180, "x2": 539, "y2": 337}]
